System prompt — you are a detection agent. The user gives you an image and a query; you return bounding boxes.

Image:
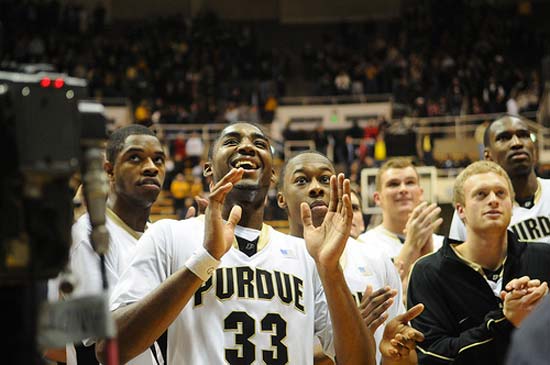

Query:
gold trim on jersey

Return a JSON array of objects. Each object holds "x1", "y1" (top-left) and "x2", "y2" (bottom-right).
[
  {"x1": 513, "y1": 178, "x2": 541, "y2": 207},
  {"x1": 196, "y1": 215, "x2": 271, "y2": 253},
  {"x1": 450, "y1": 244, "x2": 506, "y2": 282},
  {"x1": 106, "y1": 208, "x2": 144, "y2": 240},
  {"x1": 375, "y1": 225, "x2": 402, "y2": 242},
  {"x1": 486, "y1": 316, "x2": 507, "y2": 330},
  {"x1": 534, "y1": 178, "x2": 541, "y2": 204},
  {"x1": 417, "y1": 337, "x2": 495, "y2": 360},
  {"x1": 232, "y1": 223, "x2": 271, "y2": 252}
]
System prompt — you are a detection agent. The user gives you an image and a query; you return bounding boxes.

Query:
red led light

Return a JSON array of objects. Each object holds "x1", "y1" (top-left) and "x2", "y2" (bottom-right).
[
  {"x1": 40, "y1": 77, "x2": 51, "y2": 88},
  {"x1": 54, "y1": 78, "x2": 65, "y2": 88}
]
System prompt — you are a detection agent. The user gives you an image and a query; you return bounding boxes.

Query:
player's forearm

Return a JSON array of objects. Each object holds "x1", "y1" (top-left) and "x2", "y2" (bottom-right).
[
  {"x1": 394, "y1": 251, "x2": 417, "y2": 283},
  {"x1": 96, "y1": 268, "x2": 204, "y2": 364},
  {"x1": 318, "y1": 265, "x2": 376, "y2": 365}
]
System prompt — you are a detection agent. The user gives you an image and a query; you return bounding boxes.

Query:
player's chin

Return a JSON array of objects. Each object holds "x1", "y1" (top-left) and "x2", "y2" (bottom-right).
[
  {"x1": 136, "y1": 190, "x2": 161, "y2": 205},
  {"x1": 234, "y1": 180, "x2": 262, "y2": 190}
]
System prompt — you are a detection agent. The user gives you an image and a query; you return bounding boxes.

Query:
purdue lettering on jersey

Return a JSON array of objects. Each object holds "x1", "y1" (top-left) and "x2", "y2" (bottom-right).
[
  {"x1": 510, "y1": 216, "x2": 550, "y2": 242},
  {"x1": 194, "y1": 266, "x2": 305, "y2": 312}
]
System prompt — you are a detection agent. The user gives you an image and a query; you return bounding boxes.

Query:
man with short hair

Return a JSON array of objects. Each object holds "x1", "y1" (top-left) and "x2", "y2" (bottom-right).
[
  {"x1": 277, "y1": 151, "x2": 426, "y2": 365},
  {"x1": 358, "y1": 157, "x2": 443, "y2": 282},
  {"x1": 98, "y1": 122, "x2": 375, "y2": 365},
  {"x1": 450, "y1": 115, "x2": 550, "y2": 243},
  {"x1": 67, "y1": 124, "x2": 167, "y2": 365},
  {"x1": 408, "y1": 160, "x2": 550, "y2": 365}
]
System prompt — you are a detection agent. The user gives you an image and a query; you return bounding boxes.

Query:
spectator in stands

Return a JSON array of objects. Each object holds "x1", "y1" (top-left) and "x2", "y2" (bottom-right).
[
  {"x1": 170, "y1": 172, "x2": 191, "y2": 219},
  {"x1": 263, "y1": 94, "x2": 278, "y2": 122},
  {"x1": 171, "y1": 134, "x2": 186, "y2": 162},
  {"x1": 448, "y1": 77, "x2": 465, "y2": 116},
  {"x1": 313, "y1": 124, "x2": 329, "y2": 155},
  {"x1": 335, "y1": 69, "x2": 351, "y2": 95},
  {"x1": 483, "y1": 76, "x2": 506, "y2": 113},
  {"x1": 185, "y1": 131, "x2": 204, "y2": 168},
  {"x1": 474, "y1": 120, "x2": 490, "y2": 161}
]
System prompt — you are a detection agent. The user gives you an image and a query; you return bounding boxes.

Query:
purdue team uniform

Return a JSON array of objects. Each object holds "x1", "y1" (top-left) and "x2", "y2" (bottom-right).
[
  {"x1": 341, "y1": 238, "x2": 404, "y2": 364},
  {"x1": 449, "y1": 178, "x2": 550, "y2": 243},
  {"x1": 67, "y1": 209, "x2": 162, "y2": 365},
  {"x1": 111, "y1": 217, "x2": 335, "y2": 365},
  {"x1": 358, "y1": 225, "x2": 444, "y2": 259}
]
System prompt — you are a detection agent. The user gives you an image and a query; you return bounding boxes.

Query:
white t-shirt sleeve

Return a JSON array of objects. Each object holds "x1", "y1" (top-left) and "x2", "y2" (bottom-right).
[
  {"x1": 313, "y1": 269, "x2": 336, "y2": 360},
  {"x1": 110, "y1": 220, "x2": 174, "y2": 310},
  {"x1": 448, "y1": 209, "x2": 466, "y2": 241}
]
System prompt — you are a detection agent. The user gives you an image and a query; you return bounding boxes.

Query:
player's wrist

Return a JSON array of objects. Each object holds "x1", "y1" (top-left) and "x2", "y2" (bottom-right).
[
  {"x1": 185, "y1": 246, "x2": 221, "y2": 281},
  {"x1": 502, "y1": 307, "x2": 520, "y2": 327}
]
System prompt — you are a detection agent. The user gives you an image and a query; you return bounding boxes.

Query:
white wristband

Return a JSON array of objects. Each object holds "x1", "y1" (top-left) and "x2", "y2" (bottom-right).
[{"x1": 185, "y1": 246, "x2": 220, "y2": 281}]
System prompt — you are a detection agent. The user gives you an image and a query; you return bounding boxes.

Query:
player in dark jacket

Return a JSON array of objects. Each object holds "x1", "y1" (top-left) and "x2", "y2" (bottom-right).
[{"x1": 408, "y1": 161, "x2": 550, "y2": 365}]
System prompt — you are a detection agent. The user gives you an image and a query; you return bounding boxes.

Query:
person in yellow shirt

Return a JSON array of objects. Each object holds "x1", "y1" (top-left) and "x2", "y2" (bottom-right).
[{"x1": 170, "y1": 173, "x2": 191, "y2": 218}]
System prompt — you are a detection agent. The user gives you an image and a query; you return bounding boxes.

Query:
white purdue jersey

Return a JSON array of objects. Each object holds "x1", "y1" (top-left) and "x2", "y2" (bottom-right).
[
  {"x1": 449, "y1": 177, "x2": 550, "y2": 243},
  {"x1": 111, "y1": 217, "x2": 335, "y2": 365},
  {"x1": 67, "y1": 210, "x2": 161, "y2": 365},
  {"x1": 341, "y1": 238, "x2": 404, "y2": 364},
  {"x1": 358, "y1": 225, "x2": 444, "y2": 259}
]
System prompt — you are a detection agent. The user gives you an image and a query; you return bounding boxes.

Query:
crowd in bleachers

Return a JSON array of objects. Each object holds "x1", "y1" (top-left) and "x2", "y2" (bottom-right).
[
  {"x1": 302, "y1": 0, "x2": 544, "y2": 117},
  {"x1": 2, "y1": 0, "x2": 546, "y2": 126},
  {"x1": 0, "y1": 0, "x2": 288, "y2": 126},
  {"x1": 2, "y1": 0, "x2": 548, "y2": 219}
]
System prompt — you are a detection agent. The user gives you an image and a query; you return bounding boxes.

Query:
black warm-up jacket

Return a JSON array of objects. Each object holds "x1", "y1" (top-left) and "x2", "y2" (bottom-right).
[{"x1": 407, "y1": 233, "x2": 550, "y2": 365}]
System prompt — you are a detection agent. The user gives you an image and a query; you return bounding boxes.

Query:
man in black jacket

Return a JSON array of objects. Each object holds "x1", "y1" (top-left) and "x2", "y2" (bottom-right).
[{"x1": 407, "y1": 160, "x2": 550, "y2": 365}]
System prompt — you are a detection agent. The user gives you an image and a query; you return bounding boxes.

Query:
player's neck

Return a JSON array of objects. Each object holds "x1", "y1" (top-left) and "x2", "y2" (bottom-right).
[
  {"x1": 289, "y1": 223, "x2": 304, "y2": 239},
  {"x1": 107, "y1": 196, "x2": 150, "y2": 233},
  {"x1": 458, "y1": 229, "x2": 508, "y2": 270},
  {"x1": 381, "y1": 214, "x2": 407, "y2": 235},
  {"x1": 512, "y1": 173, "x2": 538, "y2": 201},
  {"x1": 223, "y1": 203, "x2": 264, "y2": 230}
]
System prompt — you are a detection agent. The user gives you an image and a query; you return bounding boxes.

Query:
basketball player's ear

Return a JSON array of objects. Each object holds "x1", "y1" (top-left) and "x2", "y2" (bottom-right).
[
  {"x1": 104, "y1": 161, "x2": 115, "y2": 183},
  {"x1": 373, "y1": 191, "x2": 381, "y2": 206},
  {"x1": 203, "y1": 161, "x2": 213, "y2": 178},
  {"x1": 456, "y1": 203, "x2": 466, "y2": 223},
  {"x1": 484, "y1": 148, "x2": 492, "y2": 161},
  {"x1": 277, "y1": 191, "x2": 287, "y2": 209}
]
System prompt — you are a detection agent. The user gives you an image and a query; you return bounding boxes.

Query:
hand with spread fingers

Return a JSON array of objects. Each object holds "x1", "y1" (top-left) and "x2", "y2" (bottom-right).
[
  {"x1": 396, "y1": 202, "x2": 443, "y2": 281},
  {"x1": 203, "y1": 168, "x2": 244, "y2": 260},
  {"x1": 301, "y1": 173, "x2": 353, "y2": 269},
  {"x1": 360, "y1": 285, "x2": 398, "y2": 334},
  {"x1": 380, "y1": 304, "x2": 425, "y2": 365},
  {"x1": 404, "y1": 202, "x2": 442, "y2": 252}
]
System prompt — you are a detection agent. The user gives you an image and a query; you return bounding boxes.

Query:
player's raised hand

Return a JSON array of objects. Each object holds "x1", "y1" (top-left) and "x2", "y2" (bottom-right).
[
  {"x1": 380, "y1": 303, "x2": 424, "y2": 364},
  {"x1": 360, "y1": 285, "x2": 398, "y2": 334},
  {"x1": 203, "y1": 168, "x2": 244, "y2": 260},
  {"x1": 404, "y1": 202, "x2": 443, "y2": 252},
  {"x1": 302, "y1": 173, "x2": 352, "y2": 269}
]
